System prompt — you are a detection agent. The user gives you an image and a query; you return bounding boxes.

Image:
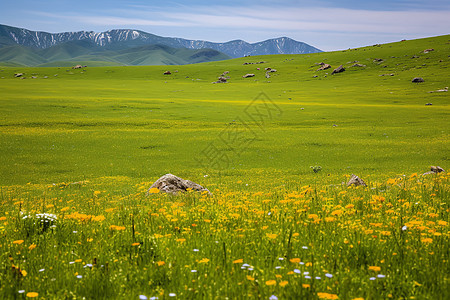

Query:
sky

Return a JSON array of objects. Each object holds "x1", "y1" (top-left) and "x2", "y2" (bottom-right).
[{"x1": 1, "y1": 0, "x2": 449, "y2": 51}]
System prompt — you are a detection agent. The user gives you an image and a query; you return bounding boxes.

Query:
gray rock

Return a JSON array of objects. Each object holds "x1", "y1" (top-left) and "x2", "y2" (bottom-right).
[
  {"x1": 412, "y1": 77, "x2": 424, "y2": 83},
  {"x1": 146, "y1": 174, "x2": 212, "y2": 196},
  {"x1": 422, "y1": 166, "x2": 445, "y2": 175},
  {"x1": 242, "y1": 74, "x2": 255, "y2": 78},
  {"x1": 317, "y1": 64, "x2": 331, "y2": 71},
  {"x1": 14, "y1": 73, "x2": 24, "y2": 78},
  {"x1": 332, "y1": 65, "x2": 345, "y2": 74},
  {"x1": 347, "y1": 174, "x2": 367, "y2": 187}
]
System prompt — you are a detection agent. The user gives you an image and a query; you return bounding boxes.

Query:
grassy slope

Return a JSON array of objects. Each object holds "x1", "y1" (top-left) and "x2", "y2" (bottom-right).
[{"x1": 0, "y1": 35, "x2": 448, "y2": 185}]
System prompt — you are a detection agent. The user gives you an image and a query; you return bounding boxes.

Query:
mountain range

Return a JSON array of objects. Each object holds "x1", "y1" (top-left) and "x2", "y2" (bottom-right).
[{"x1": 0, "y1": 24, "x2": 322, "y2": 66}]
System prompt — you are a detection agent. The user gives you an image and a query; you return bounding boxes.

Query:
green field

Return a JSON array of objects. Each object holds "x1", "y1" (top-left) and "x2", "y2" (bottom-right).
[{"x1": 0, "y1": 35, "x2": 449, "y2": 299}]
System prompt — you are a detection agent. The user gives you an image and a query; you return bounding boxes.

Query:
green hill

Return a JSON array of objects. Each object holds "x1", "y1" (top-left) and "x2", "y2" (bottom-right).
[
  {"x1": 0, "y1": 34, "x2": 448, "y2": 184},
  {"x1": 0, "y1": 40, "x2": 232, "y2": 66}
]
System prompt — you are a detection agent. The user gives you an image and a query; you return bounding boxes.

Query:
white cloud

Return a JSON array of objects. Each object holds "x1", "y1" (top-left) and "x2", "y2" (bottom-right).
[{"x1": 25, "y1": 5, "x2": 450, "y2": 50}]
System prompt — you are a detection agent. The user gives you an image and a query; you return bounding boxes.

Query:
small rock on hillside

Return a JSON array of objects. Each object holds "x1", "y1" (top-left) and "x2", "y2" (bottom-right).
[
  {"x1": 147, "y1": 174, "x2": 212, "y2": 196},
  {"x1": 347, "y1": 174, "x2": 367, "y2": 187}
]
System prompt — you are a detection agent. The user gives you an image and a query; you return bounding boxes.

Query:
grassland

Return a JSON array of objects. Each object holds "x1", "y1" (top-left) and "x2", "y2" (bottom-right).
[{"x1": 0, "y1": 35, "x2": 449, "y2": 299}]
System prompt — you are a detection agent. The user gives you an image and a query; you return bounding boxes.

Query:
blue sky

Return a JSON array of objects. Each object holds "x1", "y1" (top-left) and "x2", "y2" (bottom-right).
[{"x1": 1, "y1": 0, "x2": 449, "y2": 51}]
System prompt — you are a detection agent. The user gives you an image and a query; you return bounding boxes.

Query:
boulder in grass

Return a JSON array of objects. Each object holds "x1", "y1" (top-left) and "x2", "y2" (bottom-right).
[
  {"x1": 317, "y1": 64, "x2": 331, "y2": 71},
  {"x1": 146, "y1": 174, "x2": 212, "y2": 196},
  {"x1": 332, "y1": 65, "x2": 345, "y2": 74},
  {"x1": 422, "y1": 166, "x2": 445, "y2": 176},
  {"x1": 242, "y1": 73, "x2": 255, "y2": 78},
  {"x1": 346, "y1": 174, "x2": 367, "y2": 187},
  {"x1": 412, "y1": 77, "x2": 424, "y2": 83},
  {"x1": 14, "y1": 73, "x2": 24, "y2": 78},
  {"x1": 163, "y1": 71, "x2": 171, "y2": 75}
]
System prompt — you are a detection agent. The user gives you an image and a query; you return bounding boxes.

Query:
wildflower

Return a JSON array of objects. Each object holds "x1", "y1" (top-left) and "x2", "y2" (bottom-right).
[
  {"x1": 316, "y1": 277, "x2": 321, "y2": 280},
  {"x1": 368, "y1": 266, "x2": 381, "y2": 272},
  {"x1": 176, "y1": 238, "x2": 186, "y2": 243},
  {"x1": 132, "y1": 243, "x2": 140, "y2": 246},
  {"x1": 247, "y1": 275, "x2": 255, "y2": 281},
  {"x1": 148, "y1": 188, "x2": 160, "y2": 194},
  {"x1": 13, "y1": 240, "x2": 24, "y2": 245},
  {"x1": 139, "y1": 296, "x2": 148, "y2": 300},
  {"x1": 266, "y1": 280, "x2": 277, "y2": 286},
  {"x1": 294, "y1": 269, "x2": 301, "y2": 274},
  {"x1": 156, "y1": 261, "x2": 165, "y2": 266},
  {"x1": 377, "y1": 274, "x2": 386, "y2": 278},
  {"x1": 26, "y1": 292, "x2": 39, "y2": 298},
  {"x1": 269, "y1": 295, "x2": 278, "y2": 300},
  {"x1": 290, "y1": 258, "x2": 301, "y2": 263},
  {"x1": 369, "y1": 277, "x2": 376, "y2": 280},
  {"x1": 168, "y1": 293, "x2": 176, "y2": 297},
  {"x1": 266, "y1": 233, "x2": 278, "y2": 239},
  {"x1": 199, "y1": 258, "x2": 210, "y2": 264},
  {"x1": 39, "y1": 269, "x2": 45, "y2": 272},
  {"x1": 76, "y1": 275, "x2": 82, "y2": 279},
  {"x1": 325, "y1": 273, "x2": 333, "y2": 278},
  {"x1": 437, "y1": 220, "x2": 448, "y2": 226},
  {"x1": 302, "y1": 284, "x2": 310, "y2": 288},
  {"x1": 191, "y1": 270, "x2": 197, "y2": 273},
  {"x1": 421, "y1": 238, "x2": 433, "y2": 244},
  {"x1": 28, "y1": 244, "x2": 37, "y2": 250},
  {"x1": 193, "y1": 249, "x2": 199, "y2": 252},
  {"x1": 233, "y1": 259, "x2": 243, "y2": 264},
  {"x1": 305, "y1": 275, "x2": 311, "y2": 279},
  {"x1": 110, "y1": 225, "x2": 126, "y2": 231},
  {"x1": 18, "y1": 290, "x2": 25, "y2": 293},
  {"x1": 402, "y1": 226, "x2": 408, "y2": 231},
  {"x1": 317, "y1": 292, "x2": 339, "y2": 299},
  {"x1": 302, "y1": 246, "x2": 308, "y2": 249},
  {"x1": 280, "y1": 281, "x2": 288, "y2": 287},
  {"x1": 352, "y1": 298, "x2": 365, "y2": 300}
]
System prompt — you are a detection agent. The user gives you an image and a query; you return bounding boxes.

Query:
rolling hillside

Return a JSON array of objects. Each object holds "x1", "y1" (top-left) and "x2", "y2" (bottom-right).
[
  {"x1": 0, "y1": 34, "x2": 448, "y2": 184},
  {"x1": 0, "y1": 40, "x2": 231, "y2": 66}
]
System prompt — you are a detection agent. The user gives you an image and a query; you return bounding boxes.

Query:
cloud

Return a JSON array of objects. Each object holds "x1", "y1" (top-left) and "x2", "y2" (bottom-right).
[{"x1": 25, "y1": 4, "x2": 450, "y2": 49}]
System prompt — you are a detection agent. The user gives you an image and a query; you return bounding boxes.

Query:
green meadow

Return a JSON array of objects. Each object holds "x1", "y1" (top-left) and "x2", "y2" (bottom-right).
[{"x1": 0, "y1": 35, "x2": 449, "y2": 299}]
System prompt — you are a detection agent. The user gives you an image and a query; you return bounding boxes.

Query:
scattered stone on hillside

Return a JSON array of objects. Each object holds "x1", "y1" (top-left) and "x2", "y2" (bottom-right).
[
  {"x1": 265, "y1": 73, "x2": 271, "y2": 79},
  {"x1": 423, "y1": 49, "x2": 434, "y2": 53},
  {"x1": 373, "y1": 58, "x2": 383, "y2": 62},
  {"x1": 163, "y1": 71, "x2": 171, "y2": 75},
  {"x1": 313, "y1": 75, "x2": 318, "y2": 78},
  {"x1": 412, "y1": 77, "x2": 424, "y2": 83},
  {"x1": 317, "y1": 64, "x2": 331, "y2": 71},
  {"x1": 422, "y1": 166, "x2": 445, "y2": 175},
  {"x1": 31, "y1": 76, "x2": 37, "y2": 79},
  {"x1": 72, "y1": 65, "x2": 82, "y2": 69},
  {"x1": 428, "y1": 87, "x2": 448, "y2": 93},
  {"x1": 265, "y1": 67, "x2": 272, "y2": 71},
  {"x1": 242, "y1": 73, "x2": 255, "y2": 78},
  {"x1": 146, "y1": 174, "x2": 212, "y2": 196},
  {"x1": 347, "y1": 174, "x2": 367, "y2": 187},
  {"x1": 267, "y1": 69, "x2": 277, "y2": 73},
  {"x1": 379, "y1": 73, "x2": 394, "y2": 76},
  {"x1": 412, "y1": 55, "x2": 419, "y2": 59},
  {"x1": 213, "y1": 76, "x2": 228, "y2": 83},
  {"x1": 43, "y1": 76, "x2": 48, "y2": 79},
  {"x1": 425, "y1": 103, "x2": 432, "y2": 106},
  {"x1": 351, "y1": 63, "x2": 366, "y2": 67},
  {"x1": 222, "y1": 71, "x2": 229, "y2": 76},
  {"x1": 332, "y1": 65, "x2": 345, "y2": 74},
  {"x1": 14, "y1": 73, "x2": 24, "y2": 78}
]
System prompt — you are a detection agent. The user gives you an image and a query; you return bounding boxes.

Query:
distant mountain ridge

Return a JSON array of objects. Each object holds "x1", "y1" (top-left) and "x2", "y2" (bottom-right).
[
  {"x1": 0, "y1": 40, "x2": 231, "y2": 67},
  {"x1": 0, "y1": 24, "x2": 322, "y2": 58}
]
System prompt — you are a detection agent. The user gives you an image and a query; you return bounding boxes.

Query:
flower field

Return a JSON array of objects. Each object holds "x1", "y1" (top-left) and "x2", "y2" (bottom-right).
[{"x1": 1, "y1": 173, "x2": 448, "y2": 299}]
